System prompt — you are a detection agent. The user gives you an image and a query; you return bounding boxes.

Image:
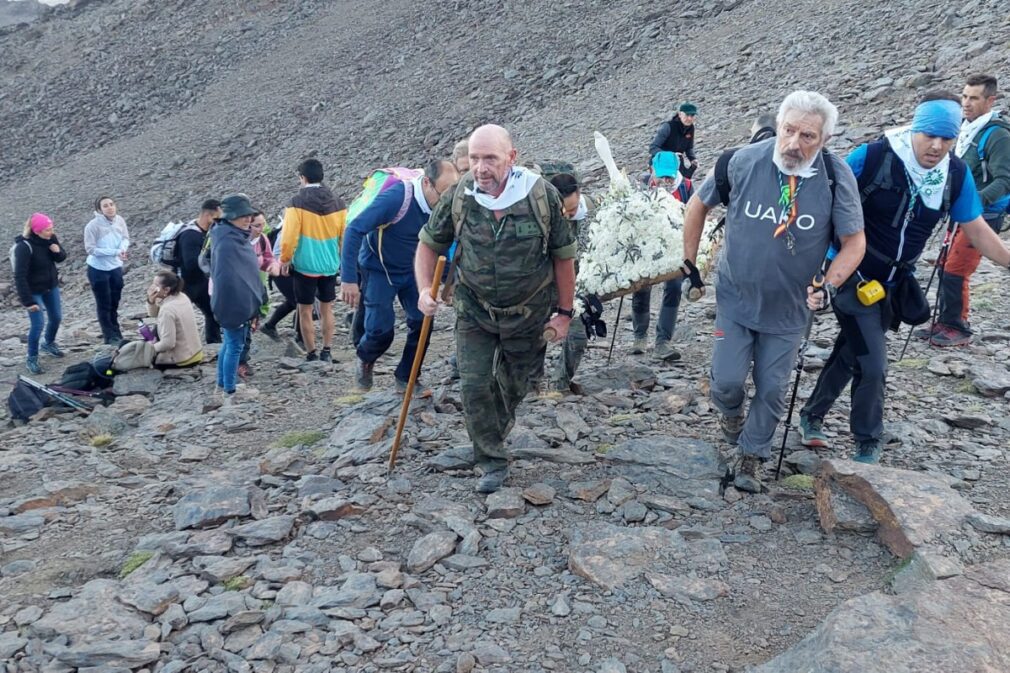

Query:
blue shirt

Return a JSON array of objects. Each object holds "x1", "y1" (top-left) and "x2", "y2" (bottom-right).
[{"x1": 340, "y1": 181, "x2": 430, "y2": 280}]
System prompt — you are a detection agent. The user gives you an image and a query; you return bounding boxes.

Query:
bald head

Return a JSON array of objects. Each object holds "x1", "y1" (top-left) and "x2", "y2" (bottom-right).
[
  {"x1": 469, "y1": 124, "x2": 513, "y2": 152},
  {"x1": 468, "y1": 124, "x2": 517, "y2": 196}
]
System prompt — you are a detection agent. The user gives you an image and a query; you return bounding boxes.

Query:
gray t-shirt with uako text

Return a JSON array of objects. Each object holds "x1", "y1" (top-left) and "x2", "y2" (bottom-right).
[{"x1": 698, "y1": 138, "x2": 863, "y2": 334}]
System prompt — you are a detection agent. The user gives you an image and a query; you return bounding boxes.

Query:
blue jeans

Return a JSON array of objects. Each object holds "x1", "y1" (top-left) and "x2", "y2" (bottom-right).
[
  {"x1": 217, "y1": 324, "x2": 248, "y2": 393},
  {"x1": 87, "y1": 266, "x2": 124, "y2": 340},
  {"x1": 632, "y1": 278, "x2": 684, "y2": 342},
  {"x1": 356, "y1": 268, "x2": 425, "y2": 382},
  {"x1": 27, "y1": 287, "x2": 62, "y2": 358}
]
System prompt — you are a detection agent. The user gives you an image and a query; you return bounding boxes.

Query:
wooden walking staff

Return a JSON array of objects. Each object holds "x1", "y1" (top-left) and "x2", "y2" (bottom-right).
[{"x1": 388, "y1": 255, "x2": 446, "y2": 472}]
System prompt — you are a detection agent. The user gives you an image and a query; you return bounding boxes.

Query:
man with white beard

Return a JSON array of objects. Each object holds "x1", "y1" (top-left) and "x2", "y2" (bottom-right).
[{"x1": 682, "y1": 90, "x2": 866, "y2": 493}]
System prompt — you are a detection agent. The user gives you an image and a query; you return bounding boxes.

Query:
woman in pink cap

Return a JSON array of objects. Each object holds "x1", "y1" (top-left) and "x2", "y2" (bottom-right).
[{"x1": 13, "y1": 213, "x2": 67, "y2": 374}]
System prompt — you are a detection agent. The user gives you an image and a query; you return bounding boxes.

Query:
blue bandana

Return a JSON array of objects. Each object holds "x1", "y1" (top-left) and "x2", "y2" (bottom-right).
[{"x1": 910, "y1": 100, "x2": 962, "y2": 139}]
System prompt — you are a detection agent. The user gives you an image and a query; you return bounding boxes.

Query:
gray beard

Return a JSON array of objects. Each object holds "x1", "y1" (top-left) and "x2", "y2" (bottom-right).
[{"x1": 772, "y1": 145, "x2": 819, "y2": 177}]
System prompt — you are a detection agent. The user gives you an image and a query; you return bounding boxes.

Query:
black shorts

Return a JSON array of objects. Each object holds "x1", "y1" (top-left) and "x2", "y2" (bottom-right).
[{"x1": 292, "y1": 271, "x2": 337, "y2": 304}]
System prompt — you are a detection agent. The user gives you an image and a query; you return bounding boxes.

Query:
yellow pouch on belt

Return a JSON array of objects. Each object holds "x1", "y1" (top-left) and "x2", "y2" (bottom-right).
[{"x1": 857, "y1": 280, "x2": 886, "y2": 306}]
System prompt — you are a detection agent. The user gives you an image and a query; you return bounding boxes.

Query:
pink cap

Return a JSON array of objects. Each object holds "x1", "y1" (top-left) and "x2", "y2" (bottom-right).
[{"x1": 30, "y1": 213, "x2": 53, "y2": 234}]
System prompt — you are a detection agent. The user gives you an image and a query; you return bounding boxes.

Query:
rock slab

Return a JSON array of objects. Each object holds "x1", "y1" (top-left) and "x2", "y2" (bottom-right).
[
  {"x1": 751, "y1": 559, "x2": 1010, "y2": 673},
  {"x1": 604, "y1": 438, "x2": 725, "y2": 499},
  {"x1": 815, "y1": 460, "x2": 974, "y2": 558},
  {"x1": 173, "y1": 487, "x2": 251, "y2": 530}
]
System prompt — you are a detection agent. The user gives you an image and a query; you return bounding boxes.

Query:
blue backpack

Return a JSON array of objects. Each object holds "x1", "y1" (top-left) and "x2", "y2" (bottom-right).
[{"x1": 975, "y1": 116, "x2": 1010, "y2": 216}]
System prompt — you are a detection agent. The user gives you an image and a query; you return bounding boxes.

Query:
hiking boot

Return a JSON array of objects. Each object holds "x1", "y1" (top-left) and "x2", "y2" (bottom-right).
[
  {"x1": 652, "y1": 340, "x2": 682, "y2": 362},
  {"x1": 733, "y1": 455, "x2": 764, "y2": 494},
  {"x1": 40, "y1": 342, "x2": 65, "y2": 358},
  {"x1": 476, "y1": 465, "x2": 509, "y2": 494},
  {"x1": 25, "y1": 356, "x2": 43, "y2": 375},
  {"x1": 305, "y1": 350, "x2": 319, "y2": 362},
  {"x1": 853, "y1": 440, "x2": 882, "y2": 464},
  {"x1": 319, "y1": 348, "x2": 333, "y2": 363},
  {"x1": 798, "y1": 414, "x2": 829, "y2": 448},
  {"x1": 928, "y1": 325, "x2": 971, "y2": 348},
  {"x1": 719, "y1": 413, "x2": 745, "y2": 445},
  {"x1": 260, "y1": 324, "x2": 279, "y2": 341},
  {"x1": 356, "y1": 360, "x2": 374, "y2": 391},
  {"x1": 914, "y1": 324, "x2": 939, "y2": 341},
  {"x1": 630, "y1": 337, "x2": 648, "y2": 355},
  {"x1": 237, "y1": 363, "x2": 252, "y2": 379}
]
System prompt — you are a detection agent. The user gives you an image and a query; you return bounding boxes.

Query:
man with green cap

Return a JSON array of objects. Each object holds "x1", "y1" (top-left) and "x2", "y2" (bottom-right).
[{"x1": 650, "y1": 102, "x2": 699, "y2": 178}]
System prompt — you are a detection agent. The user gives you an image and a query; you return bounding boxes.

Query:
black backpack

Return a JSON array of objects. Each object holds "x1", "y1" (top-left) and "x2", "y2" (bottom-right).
[
  {"x1": 59, "y1": 355, "x2": 116, "y2": 392},
  {"x1": 7, "y1": 380, "x2": 48, "y2": 422}
]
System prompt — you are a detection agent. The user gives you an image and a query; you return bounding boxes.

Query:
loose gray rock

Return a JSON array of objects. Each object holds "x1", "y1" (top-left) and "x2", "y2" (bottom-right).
[
  {"x1": 112, "y1": 369, "x2": 163, "y2": 397},
  {"x1": 966, "y1": 511, "x2": 1010, "y2": 534},
  {"x1": 311, "y1": 572, "x2": 380, "y2": 609},
  {"x1": 45, "y1": 640, "x2": 160, "y2": 668},
  {"x1": 485, "y1": 487, "x2": 525, "y2": 519},
  {"x1": 523, "y1": 482, "x2": 556, "y2": 505},
  {"x1": 225, "y1": 515, "x2": 295, "y2": 546},
  {"x1": 407, "y1": 530, "x2": 459, "y2": 573},
  {"x1": 173, "y1": 487, "x2": 251, "y2": 530}
]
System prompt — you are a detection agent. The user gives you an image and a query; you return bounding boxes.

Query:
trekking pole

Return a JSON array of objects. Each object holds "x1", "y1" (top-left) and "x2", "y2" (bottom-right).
[
  {"x1": 774, "y1": 274, "x2": 823, "y2": 480},
  {"x1": 898, "y1": 219, "x2": 958, "y2": 360},
  {"x1": 18, "y1": 375, "x2": 89, "y2": 412},
  {"x1": 388, "y1": 255, "x2": 446, "y2": 472},
  {"x1": 606, "y1": 296, "x2": 625, "y2": 365}
]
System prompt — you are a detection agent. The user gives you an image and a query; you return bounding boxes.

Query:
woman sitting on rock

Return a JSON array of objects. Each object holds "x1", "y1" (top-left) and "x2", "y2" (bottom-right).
[
  {"x1": 146, "y1": 270, "x2": 203, "y2": 369},
  {"x1": 13, "y1": 213, "x2": 67, "y2": 374}
]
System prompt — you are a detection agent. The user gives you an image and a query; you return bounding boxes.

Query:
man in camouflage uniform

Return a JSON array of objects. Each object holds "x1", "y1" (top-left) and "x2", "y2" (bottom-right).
[{"x1": 416, "y1": 124, "x2": 577, "y2": 493}]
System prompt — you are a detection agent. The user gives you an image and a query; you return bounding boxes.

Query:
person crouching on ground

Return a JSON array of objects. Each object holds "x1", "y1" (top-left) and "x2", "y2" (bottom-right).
[
  {"x1": 14, "y1": 213, "x2": 67, "y2": 374},
  {"x1": 146, "y1": 270, "x2": 203, "y2": 369}
]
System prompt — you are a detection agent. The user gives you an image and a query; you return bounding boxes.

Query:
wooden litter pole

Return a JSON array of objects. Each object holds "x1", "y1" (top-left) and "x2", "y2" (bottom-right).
[{"x1": 388, "y1": 255, "x2": 446, "y2": 472}]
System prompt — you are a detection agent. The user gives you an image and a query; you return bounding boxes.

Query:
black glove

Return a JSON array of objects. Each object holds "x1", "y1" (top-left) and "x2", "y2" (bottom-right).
[
  {"x1": 681, "y1": 259, "x2": 705, "y2": 301},
  {"x1": 579, "y1": 294, "x2": 606, "y2": 339}
]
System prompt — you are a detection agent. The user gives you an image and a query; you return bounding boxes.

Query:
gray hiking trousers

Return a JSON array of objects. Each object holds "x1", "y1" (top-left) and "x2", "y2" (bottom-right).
[{"x1": 710, "y1": 313, "x2": 804, "y2": 459}]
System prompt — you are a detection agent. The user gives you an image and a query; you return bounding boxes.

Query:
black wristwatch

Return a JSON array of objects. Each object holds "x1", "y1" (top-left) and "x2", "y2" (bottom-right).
[{"x1": 555, "y1": 307, "x2": 575, "y2": 319}]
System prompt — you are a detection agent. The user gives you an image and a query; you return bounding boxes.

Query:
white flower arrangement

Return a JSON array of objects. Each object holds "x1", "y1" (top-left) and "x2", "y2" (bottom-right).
[{"x1": 574, "y1": 133, "x2": 718, "y2": 314}]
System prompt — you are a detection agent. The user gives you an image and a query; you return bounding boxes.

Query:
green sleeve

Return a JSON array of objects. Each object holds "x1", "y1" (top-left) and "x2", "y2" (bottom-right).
[
  {"x1": 979, "y1": 130, "x2": 1010, "y2": 208},
  {"x1": 418, "y1": 188, "x2": 456, "y2": 254},
  {"x1": 546, "y1": 187, "x2": 577, "y2": 260}
]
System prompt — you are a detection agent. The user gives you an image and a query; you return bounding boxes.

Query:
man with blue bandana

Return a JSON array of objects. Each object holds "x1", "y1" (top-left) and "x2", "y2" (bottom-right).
[{"x1": 798, "y1": 91, "x2": 1010, "y2": 464}]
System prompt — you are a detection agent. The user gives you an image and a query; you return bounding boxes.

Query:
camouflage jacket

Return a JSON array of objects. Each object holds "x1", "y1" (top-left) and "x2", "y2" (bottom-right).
[{"x1": 420, "y1": 175, "x2": 576, "y2": 308}]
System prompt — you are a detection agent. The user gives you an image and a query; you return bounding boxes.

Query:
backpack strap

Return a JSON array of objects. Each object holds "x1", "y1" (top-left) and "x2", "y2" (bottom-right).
[
  {"x1": 451, "y1": 175, "x2": 471, "y2": 241},
  {"x1": 820, "y1": 148, "x2": 837, "y2": 201},
  {"x1": 529, "y1": 178, "x2": 551, "y2": 256},
  {"x1": 714, "y1": 149, "x2": 737, "y2": 207},
  {"x1": 943, "y1": 157, "x2": 966, "y2": 219},
  {"x1": 392, "y1": 180, "x2": 414, "y2": 225},
  {"x1": 858, "y1": 141, "x2": 897, "y2": 203}
]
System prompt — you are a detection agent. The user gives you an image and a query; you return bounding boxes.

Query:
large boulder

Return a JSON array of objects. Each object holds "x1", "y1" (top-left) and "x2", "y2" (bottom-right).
[
  {"x1": 816, "y1": 460, "x2": 974, "y2": 558},
  {"x1": 750, "y1": 559, "x2": 1010, "y2": 673}
]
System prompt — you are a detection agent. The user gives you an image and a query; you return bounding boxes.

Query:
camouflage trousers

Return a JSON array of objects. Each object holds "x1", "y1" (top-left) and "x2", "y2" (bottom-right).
[
  {"x1": 550, "y1": 324, "x2": 588, "y2": 390},
  {"x1": 455, "y1": 284, "x2": 555, "y2": 469}
]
